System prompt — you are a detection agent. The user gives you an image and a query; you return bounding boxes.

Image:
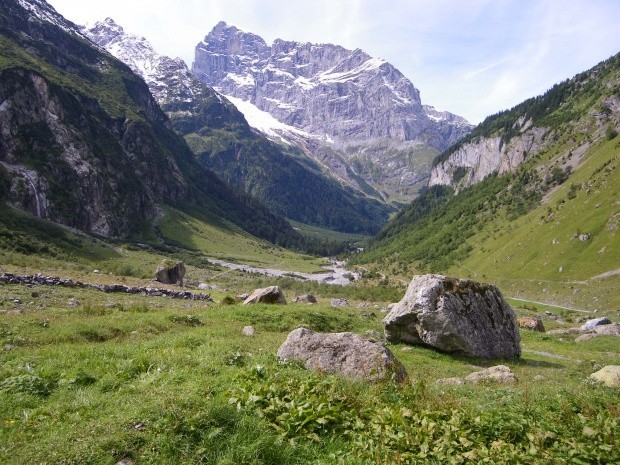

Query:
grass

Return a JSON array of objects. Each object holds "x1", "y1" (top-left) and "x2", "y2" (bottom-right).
[
  {"x1": 157, "y1": 207, "x2": 326, "y2": 273},
  {"x1": 0, "y1": 279, "x2": 618, "y2": 464}
]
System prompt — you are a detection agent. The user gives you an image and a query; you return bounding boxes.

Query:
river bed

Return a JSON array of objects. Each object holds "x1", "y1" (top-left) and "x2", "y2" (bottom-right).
[{"x1": 208, "y1": 258, "x2": 357, "y2": 286}]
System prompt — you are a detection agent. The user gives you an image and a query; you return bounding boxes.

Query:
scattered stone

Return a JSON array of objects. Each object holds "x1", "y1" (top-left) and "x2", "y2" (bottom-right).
[
  {"x1": 580, "y1": 317, "x2": 611, "y2": 331},
  {"x1": 68, "y1": 298, "x2": 80, "y2": 308},
  {"x1": 589, "y1": 366, "x2": 620, "y2": 387},
  {"x1": 243, "y1": 286, "x2": 286, "y2": 305},
  {"x1": 13, "y1": 299, "x2": 22, "y2": 305},
  {"x1": 155, "y1": 261, "x2": 186, "y2": 286},
  {"x1": 242, "y1": 326, "x2": 256, "y2": 337},
  {"x1": 578, "y1": 234, "x2": 591, "y2": 241},
  {"x1": 384, "y1": 274, "x2": 521, "y2": 358},
  {"x1": 464, "y1": 365, "x2": 517, "y2": 384},
  {"x1": 518, "y1": 317, "x2": 545, "y2": 332},
  {"x1": 235, "y1": 294, "x2": 249, "y2": 301},
  {"x1": 436, "y1": 365, "x2": 517, "y2": 385},
  {"x1": 116, "y1": 459, "x2": 133, "y2": 465},
  {"x1": 93, "y1": 269, "x2": 100, "y2": 274},
  {"x1": 293, "y1": 294, "x2": 317, "y2": 304},
  {"x1": 594, "y1": 323, "x2": 620, "y2": 335},
  {"x1": 277, "y1": 327, "x2": 407, "y2": 382},
  {"x1": 331, "y1": 298, "x2": 350, "y2": 307},
  {"x1": 0, "y1": 273, "x2": 211, "y2": 301}
]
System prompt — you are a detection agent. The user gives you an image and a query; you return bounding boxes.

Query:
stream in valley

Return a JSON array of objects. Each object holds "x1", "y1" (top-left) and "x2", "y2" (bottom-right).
[{"x1": 208, "y1": 259, "x2": 358, "y2": 286}]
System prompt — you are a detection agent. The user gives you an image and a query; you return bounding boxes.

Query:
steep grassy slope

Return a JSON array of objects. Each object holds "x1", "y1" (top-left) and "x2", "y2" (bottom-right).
[{"x1": 353, "y1": 53, "x2": 620, "y2": 309}]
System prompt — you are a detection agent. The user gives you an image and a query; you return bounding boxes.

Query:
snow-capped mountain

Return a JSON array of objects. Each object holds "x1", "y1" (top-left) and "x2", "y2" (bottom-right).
[
  {"x1": 191, "y1": 22, "x2": 473, "y2": 201},
  {"x1": 83, "y1": 18, "x2": 392, "y2": 233}
]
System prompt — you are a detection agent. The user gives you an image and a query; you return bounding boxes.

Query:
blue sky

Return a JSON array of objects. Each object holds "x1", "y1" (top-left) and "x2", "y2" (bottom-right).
[{"x1": 47, "y1": 0, "x2": 620, "y2": 124}]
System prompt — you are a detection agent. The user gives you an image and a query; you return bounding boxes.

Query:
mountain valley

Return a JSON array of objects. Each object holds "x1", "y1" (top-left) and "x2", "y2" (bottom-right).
[{"x1": 0, "y1": 1, "x2": 618, "y2": 464}]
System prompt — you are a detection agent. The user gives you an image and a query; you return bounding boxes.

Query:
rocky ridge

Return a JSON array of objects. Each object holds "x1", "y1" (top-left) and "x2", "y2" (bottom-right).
[
  {"x1": 192, "y1": 22, "x2": 473, "y2": 202},
  {"x1": 429, "y1": 56, "x2": 620, "y2": 191},
  {"x1": 83, "y1": 18, "x2": 392, "y2": 234}
]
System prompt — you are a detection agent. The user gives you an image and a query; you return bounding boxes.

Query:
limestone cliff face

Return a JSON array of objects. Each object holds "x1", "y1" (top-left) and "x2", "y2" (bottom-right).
[
  {"x1": 191, "y1": 22, "x2": 473, "y2": 201},
  {"x1": 429, "y1": 123, "x2": 548, "y2": 189}
]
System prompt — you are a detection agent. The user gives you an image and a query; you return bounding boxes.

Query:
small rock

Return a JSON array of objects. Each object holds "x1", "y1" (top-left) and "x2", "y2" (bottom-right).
[
  {"x1": 198, "y1": 283, "x2": 215, "y2": 290},
  {"x1": 463, "y1": 365, "x2": 517, "y2": 384},
  {"x1": 518, "y1": 317, "x2": 545, "y2": 332},
  {"x1": 594, "y1": 323, "x2": 620, "y2": 336},
  {"x1": 242, "y1": 326, "x2": 256, "y2": 337},
  {"x1": 589, "y1": 366, "x2": 620, "y2": 387},
  {"x1": 236, "y1": 294, "x2": 249, "y2": 301},
  {"x1": 331, "y1": 298, "x2": 350, "y2": 307},
  {"x1": 578, "y1": 234, "x2": 591, "y2": 241},
  {"x1": 13, "y1": 299, "x2": 22, "y2": 305},
  {"x1": 93, "y1": 269, "x2": 100, "y2": 274},
  {"x1": 68, "y1": 298, "x2": 80, "y2": 308},
  {"x1": 580, "y1": 317, "x2": 611, "y2": 331},
  {"x1": 293, "y1": 294, "x2": 317, "y2": 304},
  {"x1": 243, "y1": 286, "x2": 286, "y2": 305}
]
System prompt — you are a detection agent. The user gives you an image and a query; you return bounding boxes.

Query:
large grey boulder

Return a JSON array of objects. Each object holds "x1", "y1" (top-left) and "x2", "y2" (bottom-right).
[
  {"x1": 155, "y1": 261, "x2": 186, "y2": 286},
  {"x1": 384, "y1": 274, "x2": 521, "y2": 358},
  {"x1": 243, "y1": 286, "x2": 286, "y2": 305},
  {"x1": 580, "y1": 317, "x2": 612, "y2": 331},
  {"x1": 277, "y1": 327, "x2": 407, "y2": 382}
]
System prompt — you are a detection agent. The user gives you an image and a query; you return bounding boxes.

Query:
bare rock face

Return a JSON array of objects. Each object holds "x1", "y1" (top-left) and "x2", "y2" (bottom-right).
[
  {"x1": 155, "y1": 261, "x2": 186, "y2": 286},
  {"x1": 277, "y1": 327, "x2": 407, "y2": 382},
  {"x1": 518, "y1": 317, "x2": 545, "y2": 332},
  {"x1": 383, "y1": 274, "x2": 521, "y2": 358},
  {"x1": 243, "y1": 286, "x2": 286, "y2": 305}
]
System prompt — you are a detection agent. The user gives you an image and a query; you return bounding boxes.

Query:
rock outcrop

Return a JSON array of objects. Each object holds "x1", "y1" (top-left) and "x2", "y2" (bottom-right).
[
  {"x1": 191, "y1": 21, "x2": 472, "y2": 202},
  {"x1": 384, "y1": 274, "x2": 521, "y2": 358},
  {"x1": 277, "y1": 327, "x2": 407, "y2": 382},
  {"x1": 155, "y1": 261, "x2": 186, "y2": 286},
  {"x1": 243, "y1": 286, "x2": 287, "y2": 305},
  {"x1": 293, "y1": 294, "x2": 317, "y2": 304}
]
